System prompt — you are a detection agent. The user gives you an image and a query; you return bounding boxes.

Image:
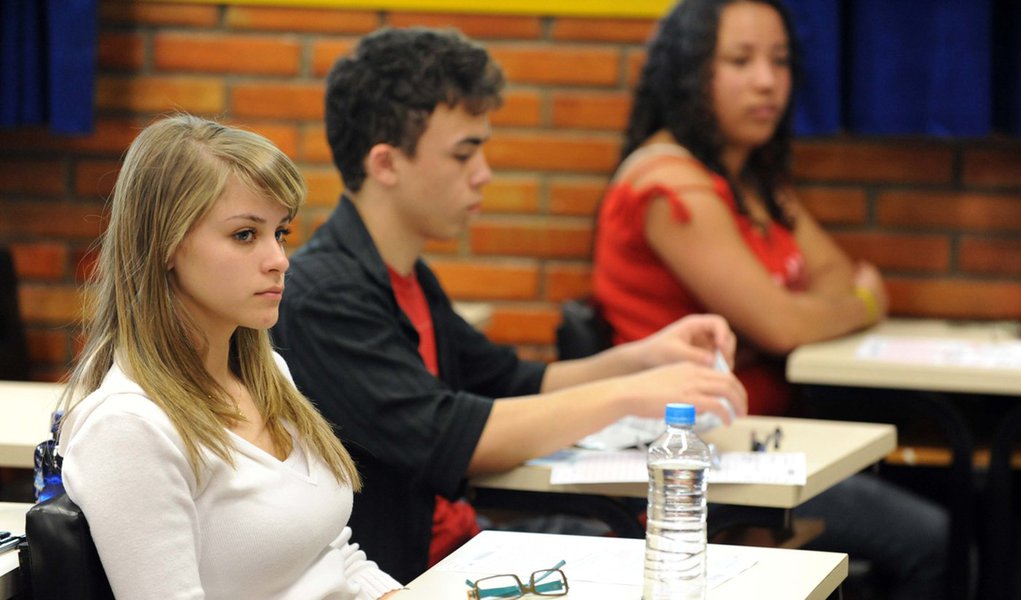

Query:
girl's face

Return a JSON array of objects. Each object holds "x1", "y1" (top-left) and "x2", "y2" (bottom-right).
[
  {"x1": 710, "y1": 1, "x2": 792, "y2": 153},
  {"x1": 169, "y1": 175, "x2": 292, "y2": 342}
]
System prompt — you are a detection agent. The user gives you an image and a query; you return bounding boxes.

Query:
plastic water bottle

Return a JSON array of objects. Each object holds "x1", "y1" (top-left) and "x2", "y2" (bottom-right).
[
  {"x1": 33, "y1": 410, "x2": 65, "y2": 502},
  {"x1": 643, "y1": 403, "x2": 711, "y2": 600}
]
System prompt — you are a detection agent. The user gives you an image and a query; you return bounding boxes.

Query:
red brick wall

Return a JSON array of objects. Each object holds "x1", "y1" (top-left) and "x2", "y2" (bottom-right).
[{"x1": 1, "y1": 2, "x2": 1020, "y2": 381}]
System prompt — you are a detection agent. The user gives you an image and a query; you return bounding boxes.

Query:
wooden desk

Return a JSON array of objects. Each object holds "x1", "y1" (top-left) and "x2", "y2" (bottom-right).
[
  {"x1": 0, "y1": 502, "x2": 31, "y2": 600},
  {"x1": 404, "y1": 530, "x2": 847, "y2": 600},
  {"x1": 472, "y1": 416, "x2": 895, "y2": 509},
  {"x1": 0, "y1": 381, "x2": 63, "y2": 469},
  {"x1": 787, "y1": 318, "x2": 1020, "y2": 395},
  {"x1": 787, "y1": 318, "x2": 1021, "y2": 600}
]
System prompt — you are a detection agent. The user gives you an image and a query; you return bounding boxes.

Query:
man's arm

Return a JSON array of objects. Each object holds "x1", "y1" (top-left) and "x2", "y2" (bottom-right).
[
  {"x1": 540, "y1": 313, "x2": 736, "y2": 392},
  {"x1": 469, "y1": 358, "x2": 746, "y2": 475}
]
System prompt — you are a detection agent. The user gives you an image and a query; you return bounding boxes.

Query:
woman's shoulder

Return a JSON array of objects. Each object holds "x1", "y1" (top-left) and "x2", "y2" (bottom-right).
[
  {"x1": 616, "y1": 140, "x2": 717, "y2": 190},
  {"x1": 58, "y1": 365, "x2": 176, "y2": 452}
]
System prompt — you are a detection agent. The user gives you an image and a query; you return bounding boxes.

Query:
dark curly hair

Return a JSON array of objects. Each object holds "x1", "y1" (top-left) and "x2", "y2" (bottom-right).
[
  {"x1": 622, "y1": 0, "x2": 800, "y2": 228},
  {"x1": 325, "y1": 27, "x2": 505, "y2": 193}
]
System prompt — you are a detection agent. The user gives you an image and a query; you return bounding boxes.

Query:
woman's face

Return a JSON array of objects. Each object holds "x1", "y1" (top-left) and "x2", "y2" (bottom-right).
[
  {"x1": 169, "y1": 175, "x2": 292, "y2": 342},
  {"x1": 710, "y1": 1, "x2": 792, "y2": 153}
]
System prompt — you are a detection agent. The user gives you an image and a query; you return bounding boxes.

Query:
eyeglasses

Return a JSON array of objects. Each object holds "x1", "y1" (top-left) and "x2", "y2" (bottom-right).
[
  {"x1": 751, "y1": 426, "x2": 783, "y2": 452},
  {"x1": 465, "y1": 560, "x2": 569, "y2": 599}
]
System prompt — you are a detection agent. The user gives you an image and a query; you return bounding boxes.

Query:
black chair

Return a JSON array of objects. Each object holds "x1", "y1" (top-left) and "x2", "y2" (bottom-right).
[
  {"x1": 554, "y1": 299, "x2": 612, "y2": 360},
  {"x1": 19, "y1": 494, "x2": 114, "y2": 600},
  {"x1": 0, "y1": 247, "x2": 30, "y2": 380}
]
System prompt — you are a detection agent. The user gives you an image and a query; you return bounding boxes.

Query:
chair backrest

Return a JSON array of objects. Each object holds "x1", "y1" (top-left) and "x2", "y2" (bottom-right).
[
  {"x1": 21, "y1": 493, "x2": 114, "y2": 600},
  {"x1": 0, "y1": 247, "x2": 30, "y2": 380},
  {"x1": 555, "y1": 299, "x2": 613, "y2": 360}
]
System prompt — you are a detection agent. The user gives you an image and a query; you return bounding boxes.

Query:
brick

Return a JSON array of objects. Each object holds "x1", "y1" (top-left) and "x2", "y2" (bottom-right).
[
  {"x1": 551, "y1": 91, "x2": 630, "y2": 131},
  {"x1": 959, "y1": 237, "x2": 1021, "y2": 276},
  {"x1": 225, "y1": 7, "x2": 379, "y2": 33},
  {"x1": 10, "y1": 243, "x2": 68, "y2": 280},
  {"x1": 792, "y1": 141, "x2": 954, "y2": 184},
  {"x1": 96, "y1": 76, "x2": 225, "y2": 114},
  {"x1": 485, "y1": 132, "x2": 619, "y2": 173},
  {"x1": 491, "y1": 90, "x2": 542, "y2": 127},
  {"x1": 386, "y1": 13, "x2": 542, "y2": 39},
  {"x1": 470, "y1": 218, "x2": 593, "y2": 258},
  {"x1": 0, "y1": 201, "x2": 107, "y2": 239},
  {"x1": 98, "y1": 31, "x2": 145, "y2": 71},
  {"x1": 877, "y1": 191, "x2": 1021, "y2": 232},
  {"x1": 27, "y1": 329, "x2": 69, "y2": 365},
  {"x1": 482, "y1": 177, "x2": 540, "y2": 214},
  {"x1": 234, "y1": 121, "x2": 300, "y2": 159},
  {"x1": 0, "y1": 161, "x2": 66, "y2": 196},
  {"x1": 963, "y1": 146, "x2": 1021, "y2": 188},
  {"x1": 18, "y1": 285, "x2": 83, "y2": 325},
  {"x1": 626, "y1": 50, "x2": 647, "y2": 88},
  {"x1": 302, "y1": 167, "x2": 343, "y2": 207},
  {"x1": 430, "y1": 259, "x2": 540, "y2": 300},
  {"x1": 424, "y1": 238, "x2": 461, "y2": 255},
  {"x1": 100, "y1": 3, "x2": 219, "y2": 27},
  {"x1": 796, "y1": 186, "x2": 868, "y2": 225},
  {"x1": 0, "y1": 118, "x2": 146, "y2": 156},
  {"x1": 545, "y1": 263, "x2": 593, "y2": 301},
  {"x1": 886, "y1": 278, "x2": 1021, "y2": 320},
  {"x1": 300, "y1": 125, "x2": 332, "y2": 164},
  {"x1": 311, "y1": 39, "x2": 359, "y2": 77},
  {"x1": 831, "y1": 232, "x2": 950, "y2": 273},
  {"x1": 550, "y1": 177, "x2": 611, "y2": 216},
  {"x1": 553, "y1": 18, "x2": 655, "y2": 43},
  {"x1": 154, "y1": 33, "x2": 300, "y2": 76},
  {"x1": 489, "y1": 46, "x2": 620, "y2": 86},
  {"x1": 283, "y1": 215, "x2": 307, "y2": 248},
  {"x1": 73, "y1": 246, "x2": 99, "y2": 284},
  {"x1": 75, "y1": 160, "x2": 121, "y2": 198},
  {"x1": 486, "y1": 306, "x2": 561, "y2": 344},
  {"x1": 232, "y1": 82, "x2": 324, "y2": 120}
]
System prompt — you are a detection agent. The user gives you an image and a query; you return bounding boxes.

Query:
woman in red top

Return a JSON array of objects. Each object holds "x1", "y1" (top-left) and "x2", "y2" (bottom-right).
[
  {"x1": 593, "y1": 2, "x2": 947, "y2": 599},
  {"x1": 593, "y1": 0, "x2": 887, "y2": 416}
]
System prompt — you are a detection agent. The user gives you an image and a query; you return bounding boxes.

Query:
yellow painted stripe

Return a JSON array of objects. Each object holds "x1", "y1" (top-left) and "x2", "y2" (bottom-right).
[{"x1": 141, "y1": 0, "x2": 673, "y2": 19}]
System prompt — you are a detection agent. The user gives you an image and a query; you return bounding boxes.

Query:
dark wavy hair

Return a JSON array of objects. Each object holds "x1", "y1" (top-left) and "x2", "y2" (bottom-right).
[
  {"x1": 325, "y1": 27, "x2": 505, "y2": 192},
  {"x1": 622, "y1": 0, "x2": 800, "y2": 227}
]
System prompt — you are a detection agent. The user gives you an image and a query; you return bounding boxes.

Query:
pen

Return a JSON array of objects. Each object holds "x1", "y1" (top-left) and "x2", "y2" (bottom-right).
[
  {"x1": 0, "y1": 534, "x2": 24, "y2": 554},
  {"x1": 713, "y1": 350, "x2": 736, "y2": 421}
]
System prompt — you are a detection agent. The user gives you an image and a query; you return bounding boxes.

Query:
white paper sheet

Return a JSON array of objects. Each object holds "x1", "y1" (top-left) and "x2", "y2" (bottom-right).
[
  {"x1": 856, "y1": 335, "x2": 1021, "y2": 369},
  {"x1": 543, "y1": 449, "x2": 807, "y2": 486}
]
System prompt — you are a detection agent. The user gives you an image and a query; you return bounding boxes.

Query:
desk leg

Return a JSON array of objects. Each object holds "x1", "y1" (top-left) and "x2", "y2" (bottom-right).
[
  {"x1": 983, "y1": 403, "x2": 1021, "y2": 600},
  {"x1": 804, "y1": 388, "x2": 974, "y2": 599},
  {"x1": 898, "y1": 393, "x2": 976, "y2": 600}
]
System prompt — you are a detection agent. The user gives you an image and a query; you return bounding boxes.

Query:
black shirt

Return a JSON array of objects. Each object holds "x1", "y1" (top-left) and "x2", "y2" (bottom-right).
[{"x1": 272, "y1": 196, "x2": 547, "y2": 582}]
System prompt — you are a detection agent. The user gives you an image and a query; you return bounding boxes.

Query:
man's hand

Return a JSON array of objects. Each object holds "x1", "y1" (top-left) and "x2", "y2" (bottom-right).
[{"x1": 633, "y1": 313, "x2": 737, "y2": 369}]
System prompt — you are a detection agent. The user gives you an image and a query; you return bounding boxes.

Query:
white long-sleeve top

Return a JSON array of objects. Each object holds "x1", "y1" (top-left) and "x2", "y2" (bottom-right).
[{"x1": 57, "y1": 356, "x2": 402, "y2": 600}]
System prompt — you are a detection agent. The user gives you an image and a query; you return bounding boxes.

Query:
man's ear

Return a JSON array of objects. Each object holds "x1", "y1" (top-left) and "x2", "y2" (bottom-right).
[{"x1": 366, "y1": 143, "x2": 399, "y2": 187}]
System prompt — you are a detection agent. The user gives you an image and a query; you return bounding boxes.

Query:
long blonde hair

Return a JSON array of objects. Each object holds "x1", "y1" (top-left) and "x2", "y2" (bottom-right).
[{"x1": 62, "y1": 114, "x2": 360, "y2": 489}]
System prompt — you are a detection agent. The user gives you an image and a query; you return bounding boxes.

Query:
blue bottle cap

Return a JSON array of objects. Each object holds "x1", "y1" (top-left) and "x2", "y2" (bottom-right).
[{"x1": 665, "y1": 403, "x2": 696, "y2": 425}]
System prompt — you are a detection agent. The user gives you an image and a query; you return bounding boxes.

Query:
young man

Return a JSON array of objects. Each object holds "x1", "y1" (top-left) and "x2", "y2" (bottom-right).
[{"x1": 272, "y1": 27, "x2": 747, "y2": 582}]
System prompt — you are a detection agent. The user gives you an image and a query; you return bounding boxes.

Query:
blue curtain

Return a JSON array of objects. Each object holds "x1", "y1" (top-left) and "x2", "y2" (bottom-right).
[
  {"x1": 784, "y1": 0, "x2": 1021, "y2": 137},
  {"x1": 0, "y1": 0, "x2": 98, "y2": 135}
]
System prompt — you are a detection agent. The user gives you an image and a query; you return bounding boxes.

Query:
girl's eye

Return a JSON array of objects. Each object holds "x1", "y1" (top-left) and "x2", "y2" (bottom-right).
[
  {"x1": 234, "y1": 230, "x2": 255, "y2": 242},
  {"x1": 275, "y1": 228, "x2": 291, "y2": 244}
]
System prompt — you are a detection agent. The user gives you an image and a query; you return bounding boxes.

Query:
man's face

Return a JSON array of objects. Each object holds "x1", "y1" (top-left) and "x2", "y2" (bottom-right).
[{"x1": 389, "y1": 103, "x2": 493, "y2": 242}]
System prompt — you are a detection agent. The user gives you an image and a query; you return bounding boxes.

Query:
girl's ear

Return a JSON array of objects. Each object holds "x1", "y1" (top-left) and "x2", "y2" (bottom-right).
[{"x1": 365, "y1": 143, "x2": 399, "y2": 187}]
